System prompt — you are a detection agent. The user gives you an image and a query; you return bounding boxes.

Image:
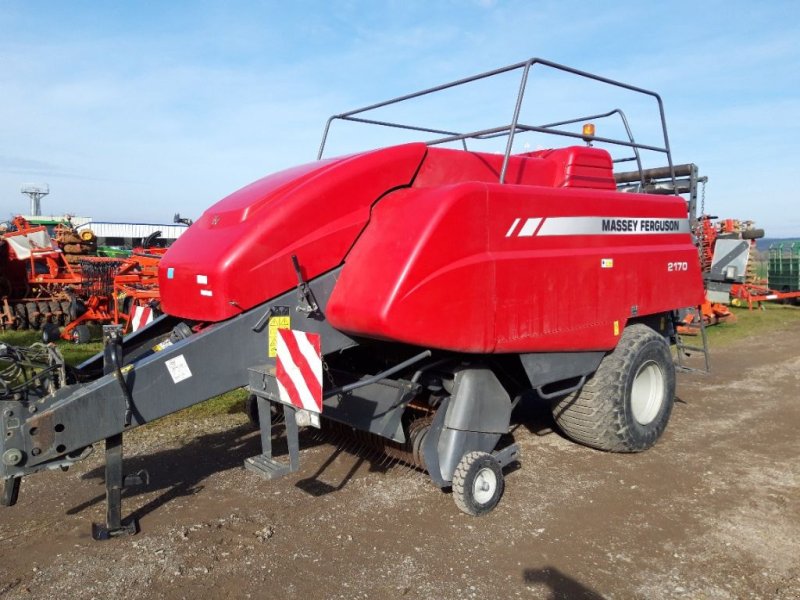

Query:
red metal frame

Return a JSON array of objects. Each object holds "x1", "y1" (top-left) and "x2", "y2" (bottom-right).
[
  {"x1": 111, "y1": 250, "x2": 164, "y2": 333},
  {"x1": 729, "y1": 283, "x2": 800, "y2": 309}
]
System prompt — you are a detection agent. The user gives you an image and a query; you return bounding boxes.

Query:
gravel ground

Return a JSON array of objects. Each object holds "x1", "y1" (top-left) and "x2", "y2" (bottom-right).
[{"x1": 1, "y1": 321, "x2": 798, "y2": 599}]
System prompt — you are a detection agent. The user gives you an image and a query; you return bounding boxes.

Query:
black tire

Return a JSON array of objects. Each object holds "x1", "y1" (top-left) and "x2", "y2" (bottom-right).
[
  {"x1": 452, "y1": 451, "x2": 505, "y2": 516},
  {"x1": 244, "y1": 394, "x2": 283, "y2": 427},
  {"x1": 26, "y1": 302, "x2": 41, "y2": 330},
  {"x1": 245, "y1": 393, "x2": 260, "y2": 426},
  {"x1": 71, "y1": 324, "x2": 91, "y2": 344},
  {"x1": 60, "y1": 301, "x2": 72, "y2": 325},
  {"x1": 48, "y1": 301, "x2": 60, "y2": 322},
  {"x1": 68, "y1": 298, "x2": 86, "y2": 322},
  {"x1": 37, "y1": 301, "x2": 51, "y2": 326},
  {"x1": 14, "y1": 303, "x2": 29, "y2": 330},
  {"x1": 552, "y1": 323, "x2": 675, "y2": 452},
  {"x1": 42, "y1": 322, "x2": 61, "y2": 343}
]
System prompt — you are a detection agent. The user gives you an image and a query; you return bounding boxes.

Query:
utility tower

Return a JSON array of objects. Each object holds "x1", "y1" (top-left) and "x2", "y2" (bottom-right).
[{"x1": 20, "y1": 183, "x2": 49, "y2": 216}]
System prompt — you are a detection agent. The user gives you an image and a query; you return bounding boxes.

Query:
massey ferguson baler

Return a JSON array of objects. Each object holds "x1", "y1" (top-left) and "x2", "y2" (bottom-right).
[{"x1": 0, "y1": 58, "x2": 705, "y2": 538}]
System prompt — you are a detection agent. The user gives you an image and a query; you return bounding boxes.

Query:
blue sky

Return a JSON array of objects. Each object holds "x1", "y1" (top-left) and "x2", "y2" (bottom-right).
[{"x1": 1, "y1": 1, "x2": 799, "y2": 235}]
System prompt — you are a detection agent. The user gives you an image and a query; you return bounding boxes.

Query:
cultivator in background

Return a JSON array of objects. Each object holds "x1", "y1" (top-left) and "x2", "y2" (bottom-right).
[
  {"x1": 1, "y1": 219, "x2": 165, "y2": 340},
  {"x1": 113, "y1": 248, "x2": 163, "y2": 333},
  {"x1": 0, "y1": 218, "x2": 82, "y2": 332},
  {"x1": 1, "y1": 58, "x2": 707, "y2": 539},
  {"x1": 46, "y1": 258, "x2": 124, "y2": 344}
]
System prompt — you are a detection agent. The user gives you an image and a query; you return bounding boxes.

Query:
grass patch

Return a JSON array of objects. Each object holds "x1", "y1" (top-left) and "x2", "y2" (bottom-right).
[
  {"x1": 0, "y1": 329, "x2": 103, "y2": 364},
  {"x1": 704, "y1": 303, "x2": 800, "y2": 348},
  {"x1": 183, "y1": 388, "x2": 248, "y2": 418}
]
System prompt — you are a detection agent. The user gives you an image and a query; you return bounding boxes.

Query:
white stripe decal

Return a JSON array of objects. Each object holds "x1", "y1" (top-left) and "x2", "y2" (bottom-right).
[
  {"x1": 131, "y1": 305, "x2": 154, "y2": 331},
  {"x1": 276, "y1": 379, "x2": 290, "y2": 406},
  {"x1": 527, "y1": 216, "x2": 690, "y2": 236},
  {"x1": 518, "y1": 218, "x2": 542, "y2": 237},
  {"x1": 276, "y1": 334, "x2": 318, "y2": 412},
  {"x1": 295, "y1": 332, "x2": 322, "y2": 386},
  {"x1": 505, "y1": 218, "x2": 521, "y2": 237}
]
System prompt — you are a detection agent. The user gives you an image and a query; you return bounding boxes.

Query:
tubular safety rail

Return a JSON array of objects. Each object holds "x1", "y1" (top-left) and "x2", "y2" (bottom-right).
[{"x1": 317, "y1": 57, "x2": 675, "y2": 190}]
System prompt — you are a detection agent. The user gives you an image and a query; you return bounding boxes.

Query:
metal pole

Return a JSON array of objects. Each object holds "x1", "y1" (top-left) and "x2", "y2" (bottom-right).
[{"x1": 500, "y1": 61, "x2": 532, "y2": 184}]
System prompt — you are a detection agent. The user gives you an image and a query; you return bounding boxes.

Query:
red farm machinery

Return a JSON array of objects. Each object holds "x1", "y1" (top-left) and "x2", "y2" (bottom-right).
[
  {"x1": 0, "y1": 219, "x2": 164, "y2": 341},
  {"x1": 696, "y1": 215, "x2": 800, "y2": 309},
  {"x1": 0, "y1": 58, "x2": 707, "y2": 538}
]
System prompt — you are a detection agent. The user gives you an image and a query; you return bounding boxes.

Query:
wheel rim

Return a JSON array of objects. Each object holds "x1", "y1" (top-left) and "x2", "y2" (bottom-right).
[
  {"x1": 472, "y1": 467, "x2": 497, "y2": 505},
  {"x1": 631, "y1": 360, "x2": 665, "y2": 425}
]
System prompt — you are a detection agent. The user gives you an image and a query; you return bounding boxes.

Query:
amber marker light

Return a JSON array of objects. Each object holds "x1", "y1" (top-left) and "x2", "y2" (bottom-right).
[{"x1": 582, "y1": 123, "x2": 595, "y2": 144}]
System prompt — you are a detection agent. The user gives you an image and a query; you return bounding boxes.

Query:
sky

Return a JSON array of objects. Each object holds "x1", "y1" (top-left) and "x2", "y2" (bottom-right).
[{"x1": 1, "y1": 0, "x2": 799, "y2": 235}]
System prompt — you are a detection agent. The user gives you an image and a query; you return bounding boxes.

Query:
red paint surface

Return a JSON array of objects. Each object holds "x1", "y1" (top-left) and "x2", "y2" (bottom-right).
[
  {"x1": 160, "y1": 144, "x2": 703, "y2": 353},
  {"x1": 159, "y1": 144, "x2": 427, "y2": 320}
]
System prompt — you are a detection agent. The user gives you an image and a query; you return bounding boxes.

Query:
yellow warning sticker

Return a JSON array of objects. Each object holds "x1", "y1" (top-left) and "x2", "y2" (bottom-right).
[
  {"x1": 152, "y1": 338, "x2": 174, "y2": 353},
  {"x1": 268, "y1": 316, "x2": 291, "y2": 357},
  {"x1": 613, "y1": 320, "x2": 620, "y2": 336}
]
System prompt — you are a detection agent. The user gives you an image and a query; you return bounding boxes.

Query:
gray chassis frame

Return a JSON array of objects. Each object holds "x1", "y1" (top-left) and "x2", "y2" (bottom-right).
[{"x1": 0, "y1": 266, "x2": 603, "y2": 534}]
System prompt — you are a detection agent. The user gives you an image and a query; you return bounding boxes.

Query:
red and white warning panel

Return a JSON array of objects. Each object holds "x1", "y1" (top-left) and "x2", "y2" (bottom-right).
[
  {"x1": 275, "y1": 329, "x2": 323, "y2": 413},
  {"x1": 130, "y1": 305, "x2": 154, "y2": 332}
]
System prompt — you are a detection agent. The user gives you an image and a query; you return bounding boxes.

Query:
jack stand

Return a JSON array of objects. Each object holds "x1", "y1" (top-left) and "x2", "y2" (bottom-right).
[
  {"x1": 245, "y1": 397, "x2": 301, "y2": 479},
  {"x1": 91, "y1": 325, "x2": 148, "y2": 540},
  {"x1": 91, "y1": 433, "x2": 148, "y2": 540}
]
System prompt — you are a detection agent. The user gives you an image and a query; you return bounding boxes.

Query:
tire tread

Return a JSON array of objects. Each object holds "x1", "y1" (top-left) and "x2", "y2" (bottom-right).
[{"x1": 552, "y1": 324, "x2": 674, "y2": 453}]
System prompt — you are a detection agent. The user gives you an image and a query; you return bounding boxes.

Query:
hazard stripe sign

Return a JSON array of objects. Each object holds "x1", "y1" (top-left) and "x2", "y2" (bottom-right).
[
  {"x1": 130, "y1": 305, "x2": 154, "y2": 331},
  {"x1": 275, "y1": 329, "x2": 323, "y2": 413}
]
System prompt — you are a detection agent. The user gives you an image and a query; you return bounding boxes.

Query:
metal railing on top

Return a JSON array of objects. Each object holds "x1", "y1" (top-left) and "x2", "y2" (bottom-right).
[{"x1": 317, "y1": 57, "x2": 675, "y2": 191}]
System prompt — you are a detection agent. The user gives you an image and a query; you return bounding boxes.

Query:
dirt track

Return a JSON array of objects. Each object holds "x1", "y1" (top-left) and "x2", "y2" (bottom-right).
[{"x1": 1, "y1": 322, "x2": 799, "y2": 600}]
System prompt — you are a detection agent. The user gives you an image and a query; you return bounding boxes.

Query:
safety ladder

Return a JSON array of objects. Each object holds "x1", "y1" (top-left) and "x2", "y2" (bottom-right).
[{"x1": 672, "y1": 306, "x2": 711, "y2": 373}]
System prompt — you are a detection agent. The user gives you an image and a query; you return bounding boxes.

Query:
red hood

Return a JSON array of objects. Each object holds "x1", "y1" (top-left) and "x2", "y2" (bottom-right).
[{"x1": 159, "y1": 143, "x2": 427, "y2": 321}]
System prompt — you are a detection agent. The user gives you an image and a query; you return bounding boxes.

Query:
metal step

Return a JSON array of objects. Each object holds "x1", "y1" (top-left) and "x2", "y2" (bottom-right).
[
  {"x1": 672, "y1": 306, "x2": 711, "y2": 374},
  {"x1": 244, "y1": 398, "x2": 301, "y2": 480}
]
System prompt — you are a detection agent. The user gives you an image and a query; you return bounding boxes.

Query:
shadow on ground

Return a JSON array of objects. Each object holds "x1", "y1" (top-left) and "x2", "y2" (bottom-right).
[
  {"x1": 68, "y1": 420, "x2": 402, "y2": 521},
  {"x1": 523, "y1": 566, "x2": 606, "y2": 599}
]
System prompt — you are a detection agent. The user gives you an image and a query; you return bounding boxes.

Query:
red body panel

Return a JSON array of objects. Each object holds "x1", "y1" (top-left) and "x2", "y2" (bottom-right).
[
  {"x1": 159, "y1": 144, "x2": 427, "y2": 321},
  {"x1": 160, "y1": 143, "x2": 702, "y2": 354},
  {"x1": 413, "y1": 146, "x2": 616, "y2": 190},
  {"x1": 325, "y1": 148, "x2": 703, "y2": 352}
]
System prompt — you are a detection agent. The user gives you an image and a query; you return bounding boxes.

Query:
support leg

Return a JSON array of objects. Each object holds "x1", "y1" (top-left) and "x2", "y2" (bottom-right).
[
  {"x1": 91, "y1": 433, "x2": 139, "y2": 540},
  {"x1": 284, "y1": 403, "x2": 300, "y2": 473},
  {"x1": 244, "y1": 399, "x2": 301, "y2": 479}
]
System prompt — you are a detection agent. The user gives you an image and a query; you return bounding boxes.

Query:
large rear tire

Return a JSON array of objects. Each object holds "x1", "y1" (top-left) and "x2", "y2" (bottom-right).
[{"x1": 551, "y1": 323, "x2": 675, "y2": 453}]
